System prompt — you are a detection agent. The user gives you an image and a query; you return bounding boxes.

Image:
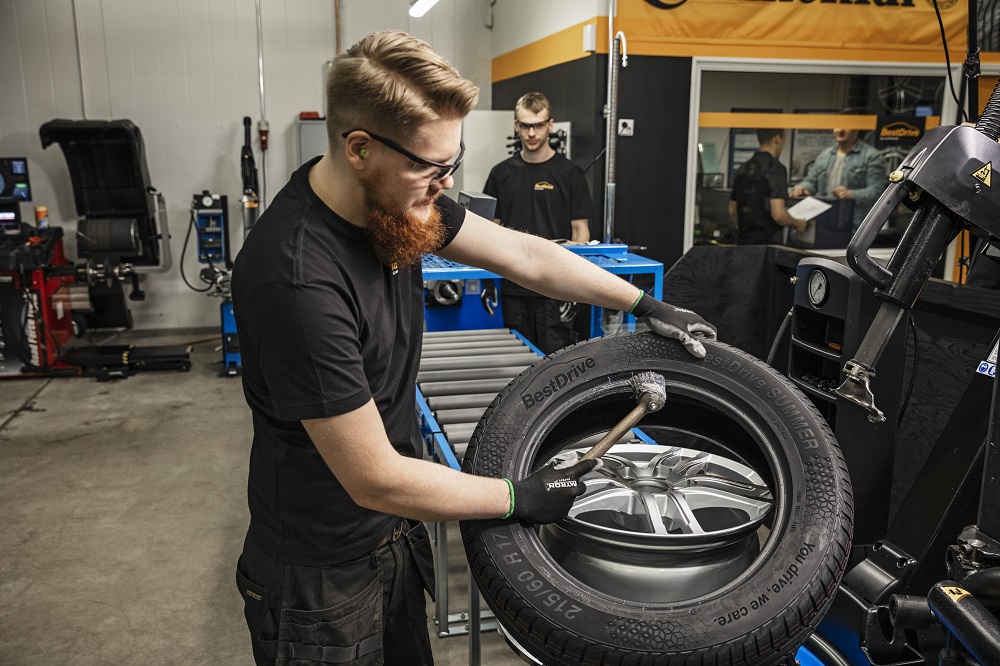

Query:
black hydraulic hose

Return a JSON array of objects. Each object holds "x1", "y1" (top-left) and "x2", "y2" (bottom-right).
[
  {"x1": 804, "y1": 633, "x2": 852, "y2": 666},
  {"x1": 927, "y1": 581, "x2": 1000, "y2": 665},
  {"x1": 975, "y1": 76, "x2": 1000, "y2": 141},
  {"x1": 766, "y1": 308, "x2": 793, "y2": 366},
  {"x1": 181, "y1": 208, "x2": 211, "y2": 293},
  {"x1": 897, "y1": 318, "x2": 919, "y2": 426}
]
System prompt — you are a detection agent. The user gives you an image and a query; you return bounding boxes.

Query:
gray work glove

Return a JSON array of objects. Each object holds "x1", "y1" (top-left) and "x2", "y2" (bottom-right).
[
  {"x1": 631, "y1": 293, "x2": 717, "y2": 359},
  {"x1": 503, "y1": 458, "x2": 601, "y2": 524}
]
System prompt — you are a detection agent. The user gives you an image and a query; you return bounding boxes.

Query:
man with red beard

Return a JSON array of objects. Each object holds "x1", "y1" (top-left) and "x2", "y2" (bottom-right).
[{"x1": 232, "y1": 31, "x2": 715, "y2": 666}]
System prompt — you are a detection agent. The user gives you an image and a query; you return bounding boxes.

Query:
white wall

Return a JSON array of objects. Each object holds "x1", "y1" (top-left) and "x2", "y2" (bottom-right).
[
  {"x1": 491, "y1": 0, "x2": 604, "y2": 57},
  {"x1": 0, "y1": 0, "x2": 492, "y2": 330}
]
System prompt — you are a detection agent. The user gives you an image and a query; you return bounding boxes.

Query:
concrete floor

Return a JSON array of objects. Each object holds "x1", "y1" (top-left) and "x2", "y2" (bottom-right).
[{"x1": 0, "y1": 331, "x2": 525, "y2": 666}]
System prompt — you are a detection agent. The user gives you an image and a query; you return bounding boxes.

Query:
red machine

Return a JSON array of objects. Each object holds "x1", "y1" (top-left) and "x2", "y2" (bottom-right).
[{"x1": 0, "y1": 226, "x2": 76, "y2": 376}]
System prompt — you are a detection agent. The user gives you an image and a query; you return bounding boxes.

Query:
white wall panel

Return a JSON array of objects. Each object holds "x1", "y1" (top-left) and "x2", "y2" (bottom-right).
[
  {"x1": 338, "y1": 0, "x2": 493, "y2": 109},
  {"x1": 45, "y1": 0, "x2": 85, "y2": 120},
  {"x1": 491, "y1": 0, "x2": 603, "y2": 57},
  {"x1": 0, "y1": 0, "x2": 491, "y2": 330}
]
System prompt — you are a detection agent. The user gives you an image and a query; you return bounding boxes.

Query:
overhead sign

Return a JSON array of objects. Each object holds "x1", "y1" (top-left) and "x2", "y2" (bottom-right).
[{"x1": 621, "y1": 0, "x2": 967, "y2": 62}]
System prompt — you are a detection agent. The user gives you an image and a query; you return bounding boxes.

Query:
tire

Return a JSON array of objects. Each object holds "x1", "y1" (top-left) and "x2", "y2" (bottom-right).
[{"x1": 460, "y1": 332, "x2": 853, "y2": 666}]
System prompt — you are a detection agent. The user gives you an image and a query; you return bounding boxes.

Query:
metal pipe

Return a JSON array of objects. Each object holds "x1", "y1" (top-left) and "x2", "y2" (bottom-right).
[
  {"x1": 441, "y1": 422, "x2": 478, "y2": 441},
  {"x1": 71, "y1": 0, "x2": 89, "y2": 119},
  {"x1": 418, "y1": 353, "x2": 540, "y2": 373},
  {"x1": 603, "y1": 0, "x2": 627, "y2": 244},
  {"x1": 421, "y1": 340, "x2": 526, "y2": 351},
  {"x1": 421, "y1": 346, "x2": 527, "y2": 359},
  {"x1": 424, "y1": 328, "x2": 510, "y2": 338},
  {"x1": 435, "y1": 408, "x2": 489, "y2": 425},
  {"x1": 419, "y1": 378, "x2": 511, "y2": 397},
  {"x1": 421, "y1": 332, "x2": 516, "y2": 344},
  {"x1": 255, "y1": 0, "x2": 268, "y2": 208},
  {"x1": 425, "y1": 393, "x2": 498, "y2": 411},
  {"x1": 334, "y1": 0, "x2": 341, "y2": 55},
  {"x1": 927, "y1": 581, "x2": 1000, "y2": 665},
  {"x1": 417, "y1": 366, "x2": 527, "y2": 384}
]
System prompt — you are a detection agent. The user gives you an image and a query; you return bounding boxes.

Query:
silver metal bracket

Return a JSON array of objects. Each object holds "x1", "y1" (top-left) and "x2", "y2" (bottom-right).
[{"x1": 834, "y1": 361, "x2": 886, "y2": 423}]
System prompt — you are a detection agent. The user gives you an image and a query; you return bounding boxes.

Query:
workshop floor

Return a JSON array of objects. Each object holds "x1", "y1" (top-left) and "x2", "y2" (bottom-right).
[{"x1": 0, "y1": 330, "x2": 525, "y2": 666}]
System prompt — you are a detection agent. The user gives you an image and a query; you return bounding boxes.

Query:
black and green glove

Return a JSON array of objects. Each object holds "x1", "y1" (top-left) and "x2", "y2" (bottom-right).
[
  {"x1": 502, "y1": 458, "x2": 601, "y2": 524},
  {"x1": 630, "y1": 292, "x2": 717, "y2": 359}
]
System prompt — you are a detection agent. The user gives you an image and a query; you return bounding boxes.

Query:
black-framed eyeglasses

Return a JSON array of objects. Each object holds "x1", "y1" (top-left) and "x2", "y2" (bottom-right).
[
  {"x1": 515, "y1": 119, "x2": 551, "y2": 133},
  {"x1": 341, "y1": 129, "x2": 464, "y2": 182}
]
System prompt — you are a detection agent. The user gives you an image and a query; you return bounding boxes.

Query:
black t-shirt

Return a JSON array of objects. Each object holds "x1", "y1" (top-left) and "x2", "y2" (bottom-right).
[
  {"x1": 483, "y1": 153, "x2": 594, "y2": 297},
  {"x1": 232, "y1": 157, "x2": 465, "y2": 565},
  {"x1": 730, "y1": 150, "x2": 788, "y2": 245}
]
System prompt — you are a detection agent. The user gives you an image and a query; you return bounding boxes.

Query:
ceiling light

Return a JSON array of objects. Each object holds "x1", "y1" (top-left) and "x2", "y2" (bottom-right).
[{"x1": 409, "y1": 0, "x2": 440, "y2": 18}]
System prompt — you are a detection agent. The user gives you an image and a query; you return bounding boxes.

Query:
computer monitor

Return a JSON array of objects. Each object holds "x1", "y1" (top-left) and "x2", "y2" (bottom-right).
[{"x1": 0, "y1": 157, "x2": 31, "y2": 233}]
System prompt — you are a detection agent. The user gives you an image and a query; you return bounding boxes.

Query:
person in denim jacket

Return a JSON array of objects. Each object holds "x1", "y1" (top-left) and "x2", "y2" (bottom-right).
[{"x1": 790, "y1": 126, "x2": 888, "y2": 231}]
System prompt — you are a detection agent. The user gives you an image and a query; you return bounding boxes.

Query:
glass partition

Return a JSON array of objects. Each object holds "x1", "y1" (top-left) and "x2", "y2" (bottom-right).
[{"x1": 686, "y1": 61, "x2": 956, "y2": 256}]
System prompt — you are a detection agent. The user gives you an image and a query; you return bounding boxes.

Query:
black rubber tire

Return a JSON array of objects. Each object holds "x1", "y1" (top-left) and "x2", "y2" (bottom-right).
[{"x1": 460, "y1": 332, "x2": 853, "y2": 666}]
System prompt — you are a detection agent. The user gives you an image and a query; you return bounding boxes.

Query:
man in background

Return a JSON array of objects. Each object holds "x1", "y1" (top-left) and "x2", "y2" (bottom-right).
[
  {"x1": 484, "y1": 92, "x2": 594, "y2": 354},
  {"x1": 789, "y1": 121, "x2": 887, "y2": 232},
  {"x1": 729, "y1": 128, "x2": 806, "y2": 245}
]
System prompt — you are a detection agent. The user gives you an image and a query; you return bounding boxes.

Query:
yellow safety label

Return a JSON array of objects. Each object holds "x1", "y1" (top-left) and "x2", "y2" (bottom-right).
[
  {"x1": 942, "y1": 586, "x2": 971, "y2": 601},
  {"x1": 972, "y1": 162, "x2": 992, "y2": 188}
]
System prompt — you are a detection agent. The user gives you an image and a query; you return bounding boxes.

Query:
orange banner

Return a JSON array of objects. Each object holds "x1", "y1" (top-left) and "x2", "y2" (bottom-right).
[{"x1": 619, "y1": 0, "x2": 968, "y2": 63}]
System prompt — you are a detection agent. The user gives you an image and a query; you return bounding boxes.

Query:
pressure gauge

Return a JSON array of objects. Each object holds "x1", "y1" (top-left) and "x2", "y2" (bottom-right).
[
  {"x1": 201, "y1": 194, "x2": 215, "y2": 208},
  {"x1": 807, "y1": 269, "x2": 829, "y2": 307}
]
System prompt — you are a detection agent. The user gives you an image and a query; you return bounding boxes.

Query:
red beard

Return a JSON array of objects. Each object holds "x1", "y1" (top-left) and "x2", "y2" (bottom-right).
[{"x1": 361, "y1": 172, "x2": 445, "y2": 268}]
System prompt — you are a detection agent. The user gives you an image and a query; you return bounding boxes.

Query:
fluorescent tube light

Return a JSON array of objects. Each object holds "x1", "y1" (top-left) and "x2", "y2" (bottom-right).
[{"x1": 409, "y1": 0, "x2": 440, "y2": 18}]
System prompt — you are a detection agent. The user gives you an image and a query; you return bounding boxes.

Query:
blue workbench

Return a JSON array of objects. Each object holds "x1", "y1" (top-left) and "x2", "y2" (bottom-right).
[{"x1": 422, "y1": 244, "x2": 663, "y2": 338}]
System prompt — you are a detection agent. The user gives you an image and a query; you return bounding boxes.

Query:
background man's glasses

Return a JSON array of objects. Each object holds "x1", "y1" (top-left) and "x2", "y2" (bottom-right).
[
  {"x1": 515, "y1": 119, "x2": 551, "y2": 133},
  {"x1": 341, "y1": 129, "x2": 464, "y2": 182}
]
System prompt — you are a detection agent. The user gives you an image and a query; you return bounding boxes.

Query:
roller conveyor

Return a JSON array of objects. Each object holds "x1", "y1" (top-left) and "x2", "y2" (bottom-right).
[
  {"x1": 417, "y1": 365, "x2": 530, "y2": 384},
  {"x1": 417, "y1": 353, "x2": 539, "y2": 373},
  {"x1": 424, "y1": 393, "x2": 498, "y2": 411},
  {"x1": 419, "y1": 377, "x2": 513, "y2": 398},
  {"x1": 422, "y1": 339, "x2": 526, "y2": 351},
  {"x1": 421, "y1": 346, "x2": 529, "y2": 358},
  {"x1": 416, "y1": 329, "x2": 652, "y2": 461}
]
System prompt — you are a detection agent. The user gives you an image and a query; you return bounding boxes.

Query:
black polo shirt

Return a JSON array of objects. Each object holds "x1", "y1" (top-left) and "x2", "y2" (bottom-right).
[
  {"x1": 232, "y1": 157, "x2": 465, "y2": 565},
  {"x1": 730, "y1": 150, "x2": 788, "y2": 245}
]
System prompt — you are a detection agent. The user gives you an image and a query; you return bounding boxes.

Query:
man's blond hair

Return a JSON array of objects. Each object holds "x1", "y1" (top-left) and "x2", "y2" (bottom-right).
[
  {"x1": 326, "y1": 31, "x2": 479, "y2": 146},
  {"x1": 515, "y1": 92, "x2": 552, "y2": 119}
]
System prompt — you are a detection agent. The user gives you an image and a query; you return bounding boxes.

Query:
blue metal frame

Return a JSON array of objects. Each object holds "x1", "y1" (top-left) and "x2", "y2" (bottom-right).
[
  {"x1": 421, "y1": 244, "x2": 663, "y2": 338},
  {"x1": 416, "y1": 389, "x2": 460, "y2": 471}
]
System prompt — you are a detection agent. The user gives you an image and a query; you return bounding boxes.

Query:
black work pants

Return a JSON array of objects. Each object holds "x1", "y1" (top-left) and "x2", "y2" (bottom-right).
[
  {"x1": 235, "y1": 521, "x2": 436, "y2": 665},
  {"x1": 501, "y1": 293, "x2": 578, "y2": 355}
]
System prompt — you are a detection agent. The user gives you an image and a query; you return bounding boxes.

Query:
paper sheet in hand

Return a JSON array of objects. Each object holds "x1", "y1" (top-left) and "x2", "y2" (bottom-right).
[{"x1": 787, "y1": 196, "x2": 832, "y2": 221}]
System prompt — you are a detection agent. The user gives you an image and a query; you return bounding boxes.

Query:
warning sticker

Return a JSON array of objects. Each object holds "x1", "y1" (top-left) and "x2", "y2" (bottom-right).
[
  {"x1": 978, "y1": 341, "x2": 999, "y2": 378},
  {"x1": 942, "y1": 586, "x2": 971, "y2": 601},
  {"x1": 972, "y1": 162, "x2": 992, "y2": 188}
]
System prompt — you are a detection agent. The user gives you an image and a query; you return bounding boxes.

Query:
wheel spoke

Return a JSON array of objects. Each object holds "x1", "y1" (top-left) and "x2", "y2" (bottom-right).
[
  {"x1": 676, "y1": 486, "x2": 772, "y2": 522},
  {"x1": 662, "y1": 492, "x2": 706, "y2": 534},
  {"x1": 678, "y1": 474, "x2": 772, "y2": 501},
  {"x1": 597, "y1": 452, "x2": 646, "y2": 480},
  {"x1": 568, "y1": 485, "x2": 637, "y2": 517},
  {"x1": 638, "y1": 492, "x2": 672, "y2": 534}
]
